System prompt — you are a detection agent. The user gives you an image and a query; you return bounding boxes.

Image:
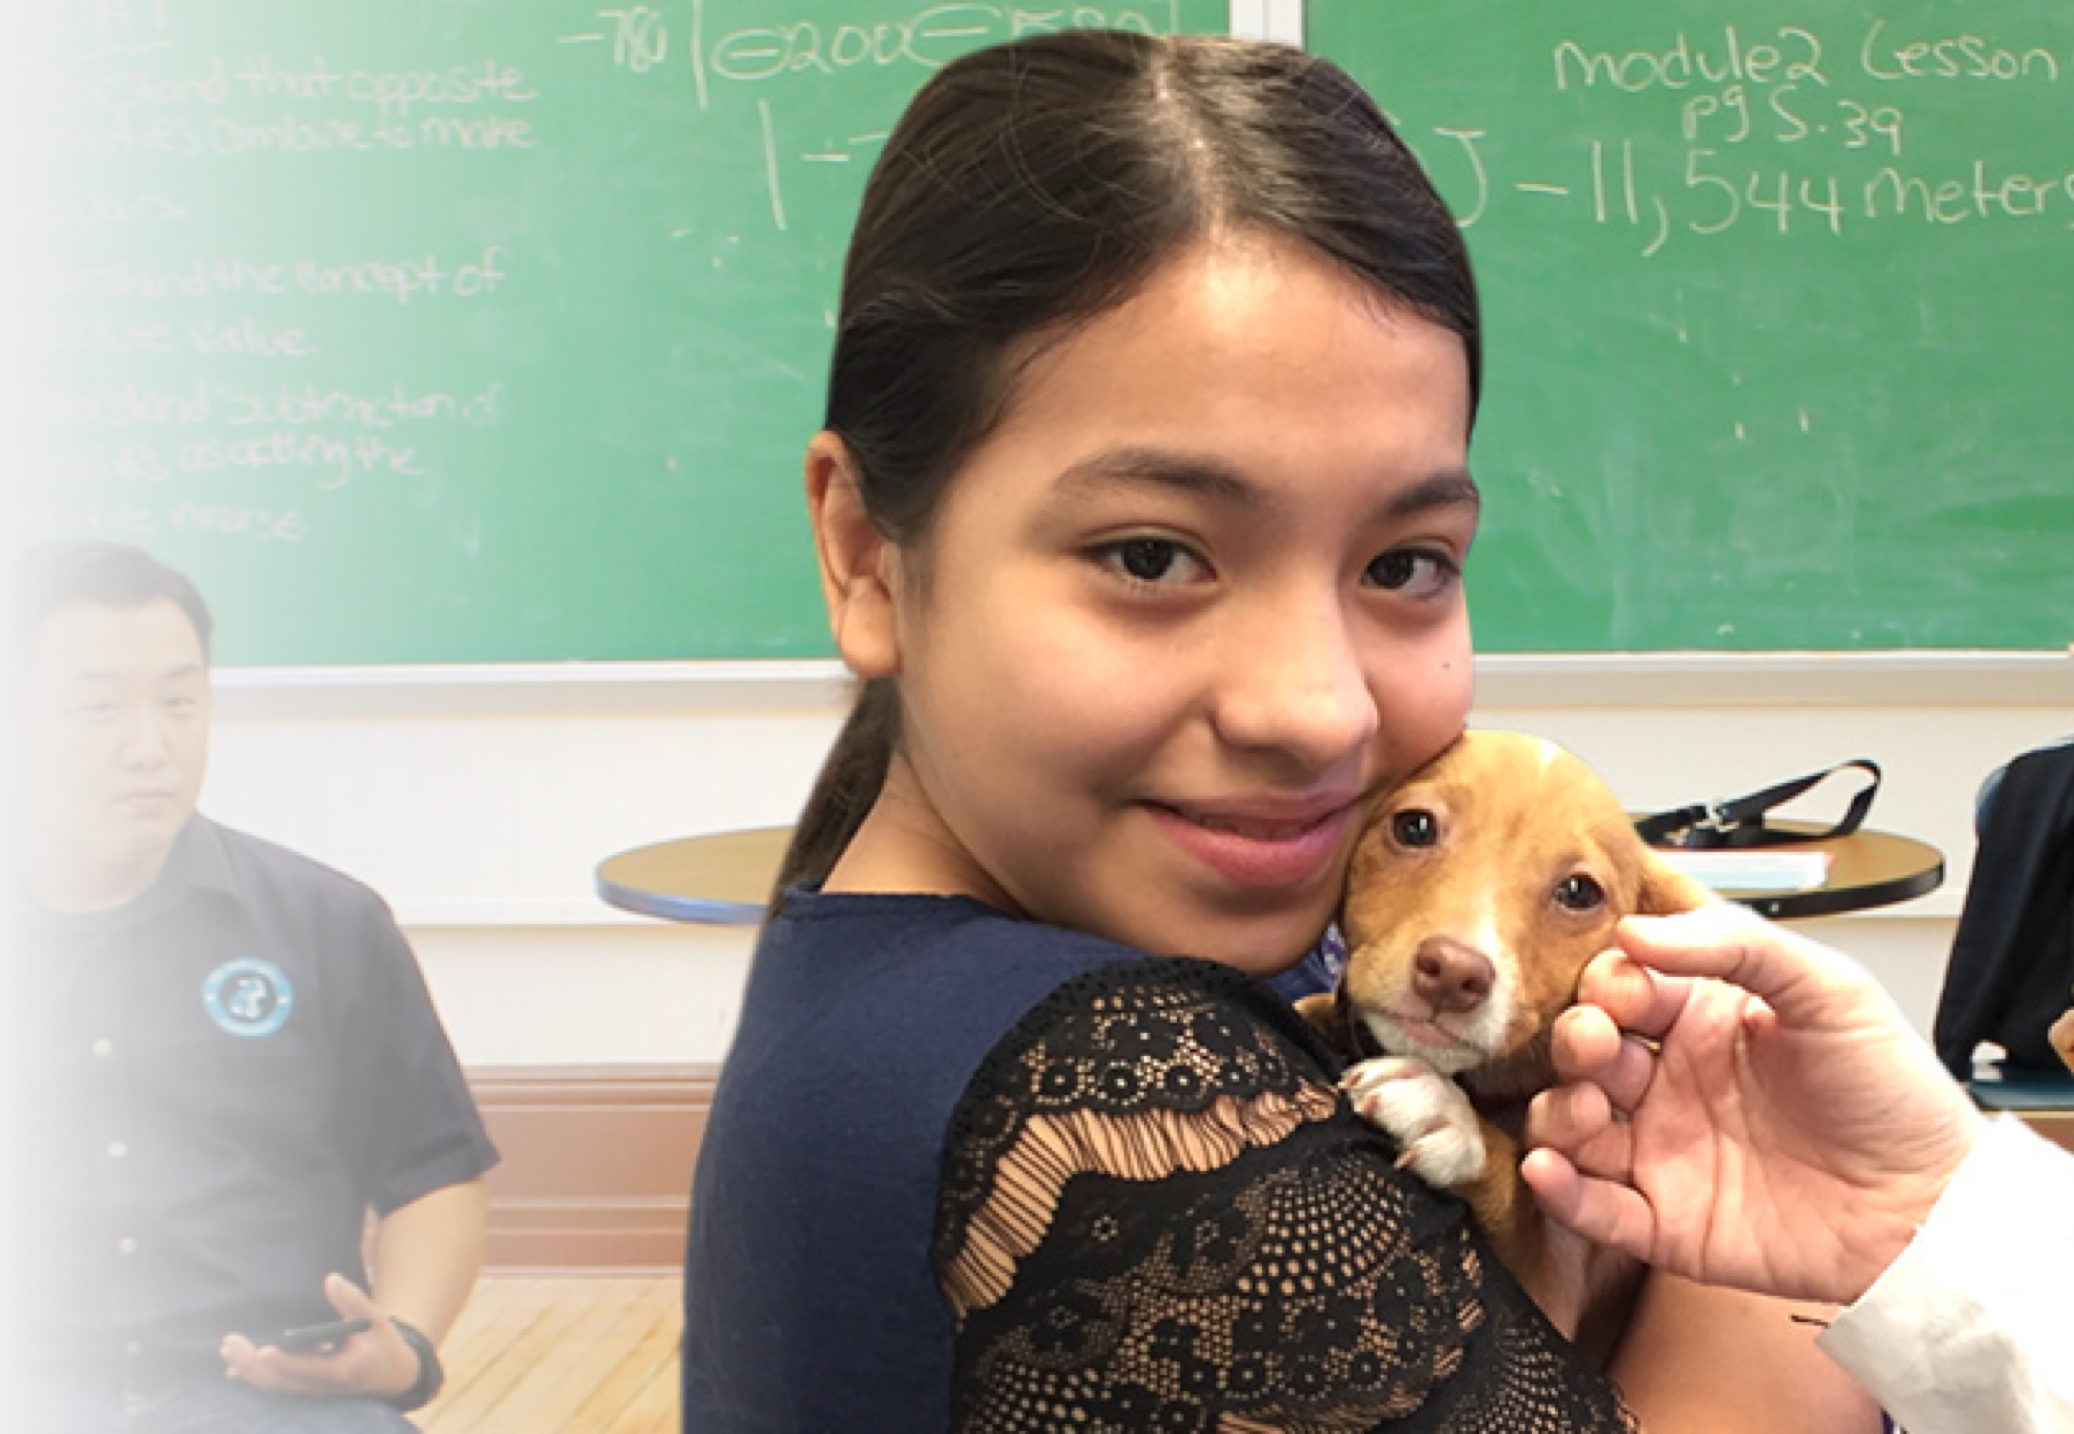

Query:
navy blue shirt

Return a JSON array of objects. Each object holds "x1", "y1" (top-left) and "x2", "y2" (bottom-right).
[{"x1": 12, "y1": 816, "x2": 497, "y2": 1381}]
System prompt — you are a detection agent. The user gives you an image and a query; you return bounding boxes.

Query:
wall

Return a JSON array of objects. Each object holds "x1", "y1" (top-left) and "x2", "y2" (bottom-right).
[{"x1": 201, "y1": 656, "x2": 2074, "y2": 1067}]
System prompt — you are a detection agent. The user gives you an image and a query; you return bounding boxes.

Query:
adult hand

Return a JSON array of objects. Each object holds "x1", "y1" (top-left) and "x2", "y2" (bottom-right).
[
  {"x1": 1520, "y1": 902, "x2": 1981, "y2": 1307},
  {"x1": 219, "y1": 1273, "x2": 421, "y2": 1401},
  {"x1": 2050, "y1": 990, "x2": 2074, "y2": 1075}
]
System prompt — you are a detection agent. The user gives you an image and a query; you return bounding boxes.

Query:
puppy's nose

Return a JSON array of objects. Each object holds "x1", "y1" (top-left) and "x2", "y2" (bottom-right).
[{"x1": 1412, "y1": 937, "x2": 1496, "y2": 1015}]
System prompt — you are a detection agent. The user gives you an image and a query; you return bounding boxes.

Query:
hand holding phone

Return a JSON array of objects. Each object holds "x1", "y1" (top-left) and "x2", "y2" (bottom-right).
[{"x1": 262, "y1": 1317, "x2": 373, "y2": 1356}]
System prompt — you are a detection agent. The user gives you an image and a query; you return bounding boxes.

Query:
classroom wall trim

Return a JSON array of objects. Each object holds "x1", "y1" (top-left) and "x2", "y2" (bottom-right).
[
  {"x1": 470, "y1": 1065, "x2": 717, "y2": 1274},
  {"x1": 211, "y1": 652, "x2": 2074, "y2": 716}
]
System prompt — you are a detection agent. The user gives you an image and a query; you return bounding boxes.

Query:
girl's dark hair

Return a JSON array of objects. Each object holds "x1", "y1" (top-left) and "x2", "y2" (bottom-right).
[{"x1": 776, "y1": 30, "x2": 1480, "y2": 897}]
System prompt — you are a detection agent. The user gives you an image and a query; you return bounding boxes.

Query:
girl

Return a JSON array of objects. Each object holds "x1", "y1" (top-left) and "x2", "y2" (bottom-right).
[{"x1": 683, "y1": 30, "x2": 1876, "y2": 1433}]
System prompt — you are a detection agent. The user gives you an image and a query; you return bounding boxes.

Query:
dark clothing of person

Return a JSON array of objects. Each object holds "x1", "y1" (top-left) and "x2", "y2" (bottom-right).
[
  {"x1": 1934, "y1": 740, "x2": 2074, "y2": 1077},
  {"x1": 683, "y1": 889, "x2": 1632, "y2": 1433},
  {"x1": 12, "y1": 815, "x2": 497, "y2": 1400}
]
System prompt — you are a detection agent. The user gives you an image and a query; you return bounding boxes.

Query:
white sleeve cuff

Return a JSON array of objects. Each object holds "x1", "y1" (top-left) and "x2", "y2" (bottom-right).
[{"x1": 1817, "y1": 1115, "x2": 2074, "y2": 1434}]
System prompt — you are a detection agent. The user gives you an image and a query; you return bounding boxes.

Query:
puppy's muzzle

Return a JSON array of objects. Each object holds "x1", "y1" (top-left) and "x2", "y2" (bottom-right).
[{"x1": 1412, "y1": 936, "x2": 1495, "y2": 1015}]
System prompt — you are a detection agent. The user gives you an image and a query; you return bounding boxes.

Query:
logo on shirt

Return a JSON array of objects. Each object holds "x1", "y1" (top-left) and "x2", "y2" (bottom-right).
[{"x1": 202, "y1": 958, "x2": 295, "y2": 1038}]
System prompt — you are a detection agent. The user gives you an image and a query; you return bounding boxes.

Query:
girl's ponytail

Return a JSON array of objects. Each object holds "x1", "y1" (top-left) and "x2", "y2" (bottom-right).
[{"x1": 770, "y1": 677, "x2": 898, "y2": 904}]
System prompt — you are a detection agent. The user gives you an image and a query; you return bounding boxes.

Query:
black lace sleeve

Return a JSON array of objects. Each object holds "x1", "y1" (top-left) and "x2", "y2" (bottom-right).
[{"x1": 932, "y1": 958, "x2": 1636, "y2": 1433}]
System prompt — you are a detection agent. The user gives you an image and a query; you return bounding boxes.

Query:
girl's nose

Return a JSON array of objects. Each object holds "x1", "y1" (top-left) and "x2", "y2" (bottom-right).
[{"x1": 1210, "y1": 593, "x2": 1378, "y2": 771}]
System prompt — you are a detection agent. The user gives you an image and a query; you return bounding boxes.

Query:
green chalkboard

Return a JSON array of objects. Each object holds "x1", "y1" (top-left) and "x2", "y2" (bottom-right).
[
  {"x1": 18, "y1": 0, "x2": 1227, "y2": 665},
  {"x1": 1309, "y1": 0, "x2": 2074, "y2": 651}
]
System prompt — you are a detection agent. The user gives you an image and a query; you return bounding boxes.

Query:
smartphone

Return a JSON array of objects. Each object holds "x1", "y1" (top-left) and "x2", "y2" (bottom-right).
[{"x1": 264, "y1": 1317, "x2": 372, "y2": 1355}]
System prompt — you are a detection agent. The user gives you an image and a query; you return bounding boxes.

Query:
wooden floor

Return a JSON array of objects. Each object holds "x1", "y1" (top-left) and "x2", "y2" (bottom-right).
[{"x1": 416, "y1": 1276, "x2": 680, "y2": 1434}]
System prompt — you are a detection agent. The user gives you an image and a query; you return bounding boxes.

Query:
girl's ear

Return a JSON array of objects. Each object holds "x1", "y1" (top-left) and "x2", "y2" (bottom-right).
[{"x1": 805, "y1": 431, "x2": 901, "y2": 679}]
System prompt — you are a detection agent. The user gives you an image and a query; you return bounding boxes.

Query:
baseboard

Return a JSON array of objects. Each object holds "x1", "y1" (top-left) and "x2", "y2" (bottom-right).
[
  {"x1": 463, "y1": 1064, "x2": 2074, "y2": 1273},
  {"x1": 467, "y1": 1064, "x2": 718, "y2": 1274}
]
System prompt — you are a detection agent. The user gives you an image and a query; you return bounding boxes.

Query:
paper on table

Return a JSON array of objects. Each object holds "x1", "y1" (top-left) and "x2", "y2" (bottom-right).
[{"x1": 1659, "y1": 848, "x2": 1833, "y2": 893}]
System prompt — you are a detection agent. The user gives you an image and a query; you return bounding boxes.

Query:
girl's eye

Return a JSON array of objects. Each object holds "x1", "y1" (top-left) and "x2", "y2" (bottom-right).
[
  {"x1": 1553, "y1": 874, "x2": 1606, "y2": 913},
  {"x1": 1364, "y1": 548, "x2": 1460, "y2": 597},
  {"x1": 1097, "y1": 537, "x2": 1206, "y2": 586}
]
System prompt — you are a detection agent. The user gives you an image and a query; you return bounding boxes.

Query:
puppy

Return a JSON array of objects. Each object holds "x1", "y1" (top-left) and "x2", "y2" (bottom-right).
[{"x1": 1300, "y1": 729, "x2": 1713, "y2": 1350}]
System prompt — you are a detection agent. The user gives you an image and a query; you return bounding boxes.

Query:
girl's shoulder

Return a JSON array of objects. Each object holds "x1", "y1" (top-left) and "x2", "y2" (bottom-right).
[
  {"x1": 723, "y1": 890, "x2": 1282, "y2": 1148},
  {"x1": 934, "y1": 954, "x2": 1347, "y2": 1304},
  {"x1": 742, "y1": 889, "x2": 1343, "y2": 1158}
]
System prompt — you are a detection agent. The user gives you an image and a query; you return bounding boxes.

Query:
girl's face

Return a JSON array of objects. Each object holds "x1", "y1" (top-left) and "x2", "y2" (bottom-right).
[{"x1": 830, "y1": 233, "x2": 1478, "y2": 973}]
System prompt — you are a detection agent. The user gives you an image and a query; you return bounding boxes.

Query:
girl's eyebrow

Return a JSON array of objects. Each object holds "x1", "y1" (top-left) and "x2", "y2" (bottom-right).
[
  {"x1": 1388, "y1": 469, "x2": 1483, "y2": 521},
  {"x1": 1048, "y1": 447, "x2": 1256, "y2": 508},
  {"x1": 1046, "y1": 446, "x2": 1482, "y2": 521}
]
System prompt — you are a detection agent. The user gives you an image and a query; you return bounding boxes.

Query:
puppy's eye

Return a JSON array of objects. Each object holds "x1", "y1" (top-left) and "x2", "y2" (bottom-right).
[
  {"x1": 1553, "y1": 874, "x2": 1606, "y2": 912},
  {"x1": 1391, "y1": 809, "x2": 1438, "y2": 848}
]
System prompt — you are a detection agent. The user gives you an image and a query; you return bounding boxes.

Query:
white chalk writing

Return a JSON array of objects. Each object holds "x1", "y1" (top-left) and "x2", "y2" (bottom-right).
[
  {"x1": 21, "y1": 0, "x2": 1200, "y2": 565},
  {"x1": 1407, "y1": 16, "x2": 2074, "y2": 258}
]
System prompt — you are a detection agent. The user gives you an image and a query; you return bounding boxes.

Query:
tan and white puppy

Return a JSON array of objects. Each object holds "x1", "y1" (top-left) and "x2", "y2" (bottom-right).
[{"x1": 1301, "y1": 729, "x2": 1713, "y2": 1347}]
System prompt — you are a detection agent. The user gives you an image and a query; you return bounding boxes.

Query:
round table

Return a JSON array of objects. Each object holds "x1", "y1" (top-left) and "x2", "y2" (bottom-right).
[
  {"x1": 1673, "y1": 821, "x2": 1944, "y2": 919},
  {"x1": 595, "y1": 826, "x2": 792, "y2": 924}
]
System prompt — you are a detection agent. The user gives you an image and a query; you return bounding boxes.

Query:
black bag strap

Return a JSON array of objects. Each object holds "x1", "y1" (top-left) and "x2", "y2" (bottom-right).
[{"x1": 1635, "y1": 759, "x2": 1882, "y2": 850}]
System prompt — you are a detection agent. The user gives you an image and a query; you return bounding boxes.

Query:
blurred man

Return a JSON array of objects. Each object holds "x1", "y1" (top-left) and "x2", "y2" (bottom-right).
[{"x1": 7, "y1": 541, "x2": 497, "y2": 1432}]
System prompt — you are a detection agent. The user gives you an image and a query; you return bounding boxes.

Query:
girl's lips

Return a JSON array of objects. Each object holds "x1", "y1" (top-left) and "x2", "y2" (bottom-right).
[{"x1": 1149, "y1": 800, "x2": 1357, "y2": 891}]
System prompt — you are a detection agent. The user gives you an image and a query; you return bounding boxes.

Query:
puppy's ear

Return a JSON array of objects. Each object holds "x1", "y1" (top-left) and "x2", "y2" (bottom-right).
[{"x1": 1636, "y1": 849, "x2": 1713, "y2": 915}]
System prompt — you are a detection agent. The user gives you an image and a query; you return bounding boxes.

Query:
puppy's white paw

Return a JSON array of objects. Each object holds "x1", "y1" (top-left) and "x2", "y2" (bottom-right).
[{"x1": 1341, "y1": 1056, "x2": 1486, "y2": 1189}]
